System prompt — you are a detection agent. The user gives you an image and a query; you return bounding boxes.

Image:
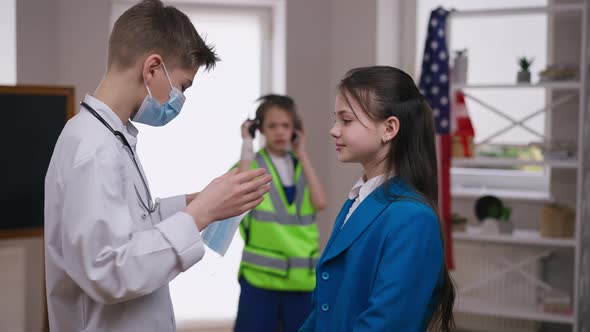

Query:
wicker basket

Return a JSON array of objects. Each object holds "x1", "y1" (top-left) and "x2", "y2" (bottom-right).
[{"x1": 541, "y1": 203, "x2": 575, "y2": 238}]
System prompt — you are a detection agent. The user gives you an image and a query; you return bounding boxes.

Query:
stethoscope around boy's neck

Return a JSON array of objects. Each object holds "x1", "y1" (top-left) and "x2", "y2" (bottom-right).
[{"x1": 80, "y1": 101, "x2": 158, "y2": 215}]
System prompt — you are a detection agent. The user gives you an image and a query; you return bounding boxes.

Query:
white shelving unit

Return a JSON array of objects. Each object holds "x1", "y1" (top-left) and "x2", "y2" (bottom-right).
[
  {"x1": 454, "y1": 227, "x2": 576, "y2": 248},
  {"x1": 452, "y1": 186, "x2": 552, "y2": 202},
  {"x1": 452, "y1": 157, "x2": 579, "y2": 169},
  {"x1": 447, "y1": 4, "x2": 588, "y2": 331},
  {"x1": 456, "y1": 298, "x2": 575, "y2": 325},
  {"x1": 452, "y1": 81, "x2": 582, "y2": 91}
]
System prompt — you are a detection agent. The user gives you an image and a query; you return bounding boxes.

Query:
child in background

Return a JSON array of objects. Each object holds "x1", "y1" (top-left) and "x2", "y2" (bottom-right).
[
  {"x1": 299, "y1": 66, "x2": 455, "y2": 332},
  {"x1": 235, "y1": 94, "x2": 327, "y2": 332}
]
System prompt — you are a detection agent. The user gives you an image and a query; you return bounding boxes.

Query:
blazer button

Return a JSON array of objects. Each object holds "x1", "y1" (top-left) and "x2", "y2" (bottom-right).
[
  {"x1": 321, "y1": 303, "x2": 330, "y2": 312},
  {"x1": 321, "y1": 272, "x2": 330, "y2": 280},
  {"x1": 141, "y1": 213, "x2": 147, "y2": 220}
]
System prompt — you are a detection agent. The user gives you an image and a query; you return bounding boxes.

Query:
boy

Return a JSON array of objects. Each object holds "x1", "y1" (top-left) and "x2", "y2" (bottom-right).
[{"x1": 44, "y1": 1, "x2": 271, "y2": 331}]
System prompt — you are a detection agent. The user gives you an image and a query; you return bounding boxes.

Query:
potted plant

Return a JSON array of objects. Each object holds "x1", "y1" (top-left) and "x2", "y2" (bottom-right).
[{"x1": 517, "y1": 56, "x2": 534, "y2": 83}]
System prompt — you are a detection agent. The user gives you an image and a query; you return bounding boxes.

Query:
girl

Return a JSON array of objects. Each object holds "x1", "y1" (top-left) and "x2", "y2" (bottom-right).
[
  {"x1": 299, "y1": 66, "x2": 455, "y2": 332},
  {"x1": 234, "y1": 94, "x2": 328, "y2": 332}
]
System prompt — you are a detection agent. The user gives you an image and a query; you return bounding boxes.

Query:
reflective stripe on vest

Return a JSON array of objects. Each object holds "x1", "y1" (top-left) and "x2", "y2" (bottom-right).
[
  {"x1": 253, "y1": 153, "x2": 313, "y2": 225},
  {"x1": 242, "y1": 250, "x2": 320, "y2": 272},
  {"x1": 249, "y1": 210, "x2": 314, "y2": 225}
]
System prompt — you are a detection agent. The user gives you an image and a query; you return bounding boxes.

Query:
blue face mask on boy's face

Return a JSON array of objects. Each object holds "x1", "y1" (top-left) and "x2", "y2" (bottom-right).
[{"x1": 133, "y1": 62, "x2": 186, "y2": 127}]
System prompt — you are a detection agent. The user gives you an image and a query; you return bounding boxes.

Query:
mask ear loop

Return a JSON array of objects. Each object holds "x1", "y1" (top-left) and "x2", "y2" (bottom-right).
[
  {"x1": 161, "y1": 62, "x2": 175, "y2": 89},
  {"x1": 144, "y1": 81, "x2": 153, "y2": 97},
  {"x1": 144, "y1": 60, "x2": 170, "y2": 97}
]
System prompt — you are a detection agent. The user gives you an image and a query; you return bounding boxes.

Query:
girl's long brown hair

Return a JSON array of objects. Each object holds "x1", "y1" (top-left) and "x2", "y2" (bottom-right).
[{"x1": 339, "y1": 66, "x2": 456, "y2": 332}]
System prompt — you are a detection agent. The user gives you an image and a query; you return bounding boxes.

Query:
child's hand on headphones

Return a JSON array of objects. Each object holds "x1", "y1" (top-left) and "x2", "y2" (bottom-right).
[
  {"x1": 292, "y1": 129, "x2": 305, "y2": 155},
  {"x1": 241, "y1": 119, "x2": 256, "y2": 139}
]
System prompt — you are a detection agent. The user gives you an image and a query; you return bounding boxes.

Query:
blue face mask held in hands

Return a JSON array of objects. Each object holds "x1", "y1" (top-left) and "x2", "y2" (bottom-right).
[
  {"x1": 202, "y1": 211, "x2": 250, "y2": 256},
  {"x1": 133, "y1": 62, "x2": 186, "y2": 127}
]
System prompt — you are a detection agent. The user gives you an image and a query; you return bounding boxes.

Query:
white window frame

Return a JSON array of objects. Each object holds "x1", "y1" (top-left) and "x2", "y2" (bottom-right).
[
  {"x1": 376, "y1": 0, "x2": 417, "y2": 72},
  {"x1": 0, "y1": 0, "x2": 16, "y2": 85},
  {"x1": 170, "y1": 0, "x2": 286, "y2": 95}
]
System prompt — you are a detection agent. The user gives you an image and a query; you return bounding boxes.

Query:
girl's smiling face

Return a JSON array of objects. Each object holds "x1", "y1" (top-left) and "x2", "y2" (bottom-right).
[{"x1": 330, "y1": 92, "x2": 387, "y2": 167}]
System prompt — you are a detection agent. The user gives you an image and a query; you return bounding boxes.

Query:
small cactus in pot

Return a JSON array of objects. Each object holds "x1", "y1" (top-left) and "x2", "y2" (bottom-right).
[{"x1": 517, "y1": 56, "x2": 534, "y2": 83}]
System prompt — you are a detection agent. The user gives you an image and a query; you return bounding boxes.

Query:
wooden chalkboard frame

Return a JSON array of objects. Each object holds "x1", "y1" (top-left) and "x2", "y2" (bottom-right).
[{"x1": 0, "y1": 85, "x2": 75, "y2": 240}]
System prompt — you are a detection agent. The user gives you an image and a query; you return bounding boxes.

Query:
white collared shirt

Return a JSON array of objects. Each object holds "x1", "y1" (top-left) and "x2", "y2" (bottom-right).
[
  {"x1": 44, "y1": 95, "x2": 205, "y2": 332},
  {"x1": 268, "y1": 151, "x2": 294, "y2": 186},
  {"x1": 343, "y1": 174, "x2": 387, "y2": 226}
]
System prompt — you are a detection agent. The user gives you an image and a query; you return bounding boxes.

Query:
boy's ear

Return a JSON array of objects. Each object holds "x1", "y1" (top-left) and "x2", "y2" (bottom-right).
[
  {"x1": 383, "y1": 116, "x2": 400, "y2": 142},
  {"x1": 142, "y1": 54, "x2": 163, "y2": 83}
]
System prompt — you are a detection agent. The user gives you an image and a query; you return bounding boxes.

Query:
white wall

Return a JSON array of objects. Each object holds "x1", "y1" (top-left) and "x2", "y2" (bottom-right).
[
  {"x1": 16, "y1": 0, "x2": 58, "y2": 85},
  {"x1": 17, "y1": 0, "x2": 110, "y2": 103},
  {"x1": 0, "y1": 246, "x2": 26, "y2": 331},
  {"x1": 54, "y1": 0, "x2": 111, "y2": 105},
  {"x1": 376, "y1": 0, "x2": 417, "y2": 73},
  {"x1": 0, "y1": 238, "x2": 45, "y2": 332}
]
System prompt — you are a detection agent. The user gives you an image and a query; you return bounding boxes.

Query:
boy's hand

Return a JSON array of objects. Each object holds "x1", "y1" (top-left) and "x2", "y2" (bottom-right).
[
  {"x1": 184, "y1": 168, "x2": 271, "y2": 230},
  {"x1": 185, "y1": 192, "x2": 199, "y2": 205}
]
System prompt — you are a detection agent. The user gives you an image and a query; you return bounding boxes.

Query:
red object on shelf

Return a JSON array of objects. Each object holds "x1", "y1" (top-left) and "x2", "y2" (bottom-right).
[{"x1": 452, "y1": 91, "x2": 475, "y2": 157}]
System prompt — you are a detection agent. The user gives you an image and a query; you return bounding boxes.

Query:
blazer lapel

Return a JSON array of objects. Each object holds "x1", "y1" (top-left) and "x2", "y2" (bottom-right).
[
  {"x1": 321, "y1": 177, "x2": 414, "y2": 264},
  {"x1": 321, "y1": 190, "x2": 389, "y2": 263},
  {"x1": 321, "y1": 199, "x2": 354, "y2": 260}
]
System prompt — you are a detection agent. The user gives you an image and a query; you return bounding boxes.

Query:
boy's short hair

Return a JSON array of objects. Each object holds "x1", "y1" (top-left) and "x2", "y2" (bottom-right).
[{"x1": 108, "y1": 0, "x2": 219, "y2": 70}]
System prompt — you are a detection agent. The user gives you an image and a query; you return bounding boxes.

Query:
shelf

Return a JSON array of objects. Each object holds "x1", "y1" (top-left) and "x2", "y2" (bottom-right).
[
  {"x1": 453, "y1": 227, "x2": 576, "y2": 248},
  {"x1": 0, "y1": 228, "x2": 43, "y2": 240},
  {"x1": 451, "y1": 81, "x2": 581, "y2": 91},
  {"x1": 455, "y1": 298, "x2": 574, "y2": 324},
  {"x1": 452, "y1": 186, "x2": 552, "y2": 202},
  {"x1": 449, "y1": 5, "x2": 585, "y2": 18},
  {"x1": 452, "y1": 157, "x2": 579, "y2": 169}
]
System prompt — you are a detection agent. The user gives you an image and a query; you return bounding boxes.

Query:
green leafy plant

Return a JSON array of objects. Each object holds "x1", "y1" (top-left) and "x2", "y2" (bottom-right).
[{"x1": 518, "y1": 57, "x2": 534, "y2": 72}]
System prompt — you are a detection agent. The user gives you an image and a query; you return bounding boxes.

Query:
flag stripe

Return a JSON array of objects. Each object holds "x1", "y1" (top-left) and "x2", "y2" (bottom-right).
[{"x1": 418, "y1": 7, "x2": 454, "y2": 269}]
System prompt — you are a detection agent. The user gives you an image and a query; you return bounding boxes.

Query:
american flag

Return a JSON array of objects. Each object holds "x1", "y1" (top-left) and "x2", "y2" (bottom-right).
[{"x1": 418, "y1": 7, "x2": 454, "y2": 269}]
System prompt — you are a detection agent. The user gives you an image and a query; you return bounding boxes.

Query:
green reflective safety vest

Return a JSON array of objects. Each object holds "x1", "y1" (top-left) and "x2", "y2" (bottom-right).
[{"x1": 239, "y1": 149, "x2": 319, "y2": 291}]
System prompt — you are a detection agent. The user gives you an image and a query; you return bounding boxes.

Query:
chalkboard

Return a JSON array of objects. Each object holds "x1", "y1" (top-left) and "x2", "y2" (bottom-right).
[{"x1": 0, "y1": 86, "x2": 74, "y2": 235}]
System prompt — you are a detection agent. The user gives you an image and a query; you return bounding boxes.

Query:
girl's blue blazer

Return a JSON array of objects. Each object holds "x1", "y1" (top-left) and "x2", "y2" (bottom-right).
[{"x1": 299, "y1": 178, "x2": 444, "y2": 332}]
